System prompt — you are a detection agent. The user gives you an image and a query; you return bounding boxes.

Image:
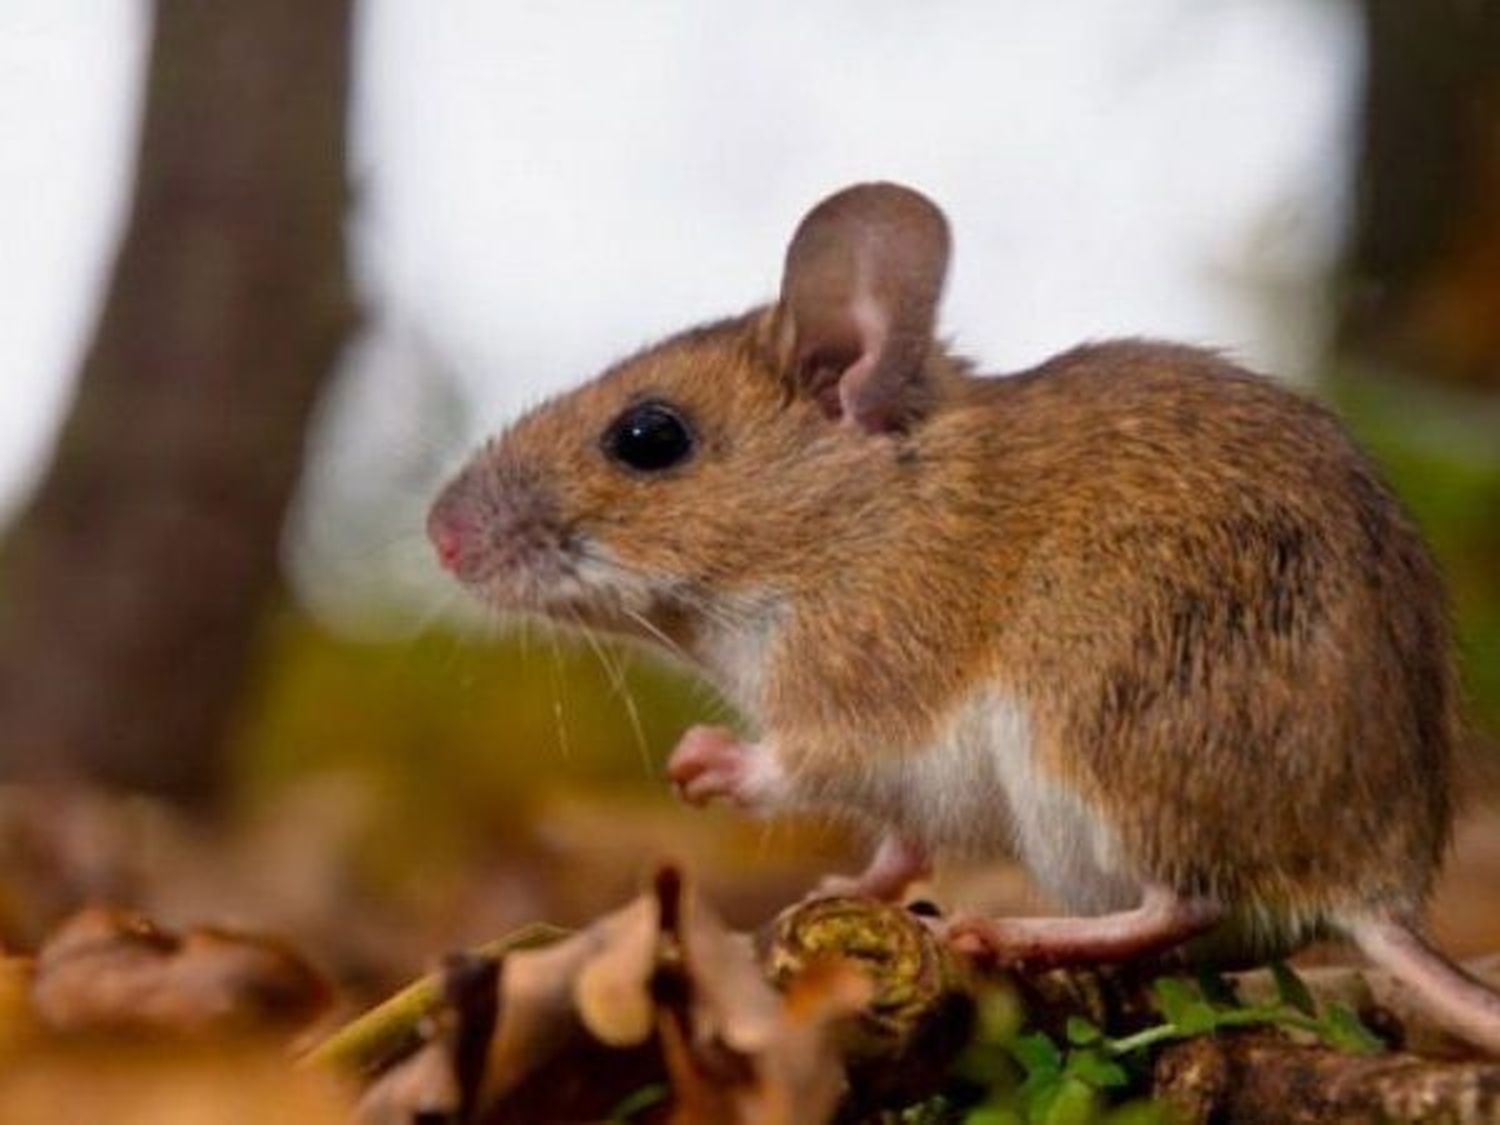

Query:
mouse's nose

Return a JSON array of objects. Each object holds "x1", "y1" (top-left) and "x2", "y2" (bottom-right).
[
  {"x1": 428, "y1": 460, "x2": 563, "y2": 587},
  {"x1": 429, "y1": 519, "x2": 464, "y2": 572},
  {"x1": 426, "y1": 489, "x2": 475, "y2": 576}
]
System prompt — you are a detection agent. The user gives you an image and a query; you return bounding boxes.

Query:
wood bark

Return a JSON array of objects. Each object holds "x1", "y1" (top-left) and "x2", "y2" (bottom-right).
[
  {"x1": 1155, "y1": 1032, "x2": 1500, "y2": 1124},
  {"x1": 0, "y1": 0, "x2": 356, "y2": 802},
  {"x1": 1342, "y1": 0, "x2": 1500, "y2": 385}
]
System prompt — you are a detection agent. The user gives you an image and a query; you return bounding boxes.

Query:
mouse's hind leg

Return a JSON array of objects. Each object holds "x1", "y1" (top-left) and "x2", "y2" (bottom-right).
[
  {"x1": 943, "y1": 884, "x2": 1222, "y2": 970},
  {"x1": 814, "y1": 833, "x2": 932, "y2": 902}
]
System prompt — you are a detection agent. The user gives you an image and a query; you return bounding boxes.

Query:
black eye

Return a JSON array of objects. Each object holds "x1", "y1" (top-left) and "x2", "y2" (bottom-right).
[{"x1": 603, "y1": 401, "x2": 695, "y2": 473}]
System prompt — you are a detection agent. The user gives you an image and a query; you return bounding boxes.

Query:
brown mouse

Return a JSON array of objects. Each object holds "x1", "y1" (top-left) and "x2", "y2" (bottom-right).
[{"x1": 428, "y1": 182, "x2": 1500, "y2": 1053}]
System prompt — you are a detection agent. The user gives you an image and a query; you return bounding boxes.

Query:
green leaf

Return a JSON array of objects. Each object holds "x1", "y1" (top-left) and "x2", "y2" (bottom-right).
[
  {"x1": 962, "y1": 1107, "x2": 1025, "y2": 1125},
  {"x1": 1011, "y1": 1030, "x2": 1064, "y2": 1078},
  {"x1": 1066, "y1": 1016, "x2": 1103, "y2": 1046},
  {"x1": 973, "y1": 985, "x2": 1025, "y2": 1046},
  {"x1": 609, "y1": 1082, "x2": 668, "y2": 1121},
  {"x1": 1065, "y1": 1047, "x2": 1130, "y2": 1090},
  {"x1": 1038, "y1": 1075, "x2": 1102, "y2": 1125},
  {"x1": 1320, "y1": 1001, "x2": 1385, "y2": 1055},
  {"x1": 1151, "y1": 978, "x2": 1195, "y2": 1024},
  {"x1": 954, "y1": 1039, "x2": 1016, "y2": 1087},
  {"x1": 1152, "y1": 978, "x2": 1217, "y2": 1035},
  {"x1": 1021, "y1": 1071, "x2": 1065, "y2": 1121},
  {"x1": 1269, "y1": 960, "x2": 1317, "y2": 1017}
]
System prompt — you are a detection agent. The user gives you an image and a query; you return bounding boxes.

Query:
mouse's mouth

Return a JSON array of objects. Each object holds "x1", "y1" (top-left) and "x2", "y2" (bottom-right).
[
  {"x1": 433, "y1": 513, "x2": 596, "y2": 615},
  {"x1": 427, "y1": 485, "x2": 649, "y2": 630},
  {"x1": 428, "y1": 461, "x2": 570, "y2": 604},
  {"x1": 428, "y1": 454, "x2": 679, "y2": 636},
  {"x1": 472, "y1": 532, "x2": 624, "y2": 616}
]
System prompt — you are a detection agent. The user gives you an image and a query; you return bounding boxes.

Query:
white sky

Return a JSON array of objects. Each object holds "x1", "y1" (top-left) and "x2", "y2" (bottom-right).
[{"x1": 0, "y1": 1, "x2": 1362, "y2": 571}]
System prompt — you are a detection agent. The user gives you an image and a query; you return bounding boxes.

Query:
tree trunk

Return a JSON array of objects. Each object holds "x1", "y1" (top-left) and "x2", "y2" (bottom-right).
[
  {"x1": 0, "y1": 0, "x2": 356, "y2": 804},
  {"x1": 1342, "y1": 0, "x2": 1500, "y2": 386}
]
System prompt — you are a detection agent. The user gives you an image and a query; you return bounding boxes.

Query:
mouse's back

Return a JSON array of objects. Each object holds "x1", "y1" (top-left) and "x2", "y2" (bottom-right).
[{"x1": 939, "y1": 339, "x2": 1459, "y2": 936}]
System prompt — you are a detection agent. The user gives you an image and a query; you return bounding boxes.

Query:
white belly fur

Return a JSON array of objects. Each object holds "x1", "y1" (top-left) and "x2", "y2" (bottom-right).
[
  {"x1": 691, "y1": 606, "x2": 1140, "y2": 914},
  {"x1": 860, "y1": 692, "x2": 1140, "y2": 914}
]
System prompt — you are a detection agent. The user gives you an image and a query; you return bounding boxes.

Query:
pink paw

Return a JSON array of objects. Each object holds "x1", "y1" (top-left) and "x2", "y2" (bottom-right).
[
  {"x1": 807, "y1": 836, "x2": 933, "y2": 903},
  {"x1": 667, "y1": 725, "x2": 755, "y2": 808}
]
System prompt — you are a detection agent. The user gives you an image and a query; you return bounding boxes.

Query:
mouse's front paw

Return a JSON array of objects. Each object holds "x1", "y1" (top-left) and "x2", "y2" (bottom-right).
[{"x1": 667, "y1": 725, "x2": 757, "y2": 808}]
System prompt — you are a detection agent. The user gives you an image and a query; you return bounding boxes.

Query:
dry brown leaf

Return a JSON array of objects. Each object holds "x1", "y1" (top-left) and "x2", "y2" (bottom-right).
[
  {"x1": 608, "y1": 869, "x2": 869, "y2": 1125},
  {"x1": 31, "y1": 905, "x2": 331, "y2": 1036},
  {"x1": 573, "y1": 892, "x2": 660, "y2": 1047},
  {"x1": 479, "y1": 897, "x2": 656, "y2": 1103},
  {"x1": 354, "y1": 952, "x2": 499, "y2": 1123},
  {"x1": 344, "y1": 868, "x2": 878, "y2": 1123},
  {"x1": 655, "y1": 929, "x2": 872, "y2": 1123},
  {"x1": 669, "y1": 868, "x2": 784, "y2": 1059},
  {"x1": 747, "y1": 960, "x2": 875, "y2": 1125},
  {"x1": 657, "y1": 995, "x2": 743, "y2": 1125},
  {"x1": 357, "y1": 1035, "x2": 463, "y2": 1124}
]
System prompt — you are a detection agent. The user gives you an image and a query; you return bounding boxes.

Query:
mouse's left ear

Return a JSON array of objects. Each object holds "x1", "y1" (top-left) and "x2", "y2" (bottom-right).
[{"x1": 774, "y1": 182, "x2": 951, "y2": 434}]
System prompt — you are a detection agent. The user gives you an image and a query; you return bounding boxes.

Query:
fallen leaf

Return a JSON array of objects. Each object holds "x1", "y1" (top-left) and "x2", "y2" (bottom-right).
[
  {"x1": 326, "y1": 867, "x2": 884, "y2": 1124},
  {"x1": 31, "y1": 905, "x2": 330, "y2": 1036},
  {"x1": 668, "y1": 867, "x2": 784, "y2": 1058},
  {"x1": 479, "y1": 903, "x2": 649, "y2": 1102},
  {"x1": 749, "y1": 960, "x2": 874, "y2": 1125},
  {"x1": 357, "y1": 1035, "x2": 462, "y2": 1124},
  {"x1": 573, "y1": 892, "x2": 660, "y2": 1046}
]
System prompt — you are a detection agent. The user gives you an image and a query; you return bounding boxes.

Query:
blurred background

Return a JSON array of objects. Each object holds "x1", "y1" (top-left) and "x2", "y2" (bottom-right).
[{"x1": 0, "y1": 0, "x2": 1496, "y2": 995}]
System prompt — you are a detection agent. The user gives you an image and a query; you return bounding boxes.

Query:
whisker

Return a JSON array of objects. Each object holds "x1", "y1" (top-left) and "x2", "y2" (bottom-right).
[
  {"x1": 518, "y1": 611, "x2": 533, "y2": 664},
  {"x1": 565, "y1": 605, "x2": 654, "y2": 779},
  {"x1": 544, "y1": 623, "x2": 573, "y2": 761},
  {"x1": 621, "y1": 606, "x2": 693, "y2": 665}
]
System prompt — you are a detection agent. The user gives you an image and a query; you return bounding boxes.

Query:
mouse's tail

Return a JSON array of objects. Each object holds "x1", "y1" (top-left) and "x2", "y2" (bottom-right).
[{"x1": 1345, "y1": 914, "x2": 1500, "y2": 1056}]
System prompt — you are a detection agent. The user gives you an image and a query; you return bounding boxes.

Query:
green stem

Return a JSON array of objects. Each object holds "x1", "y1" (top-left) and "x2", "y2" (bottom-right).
[
  {"x1": 299, "y1": 922, "x2": 568, "y2": 1074},
  {"x1": 1104, "y1": 1007, "x2": 1324, "y2": 1058},
  {"x1": 1102, "y1": 1024, "x2": 1183, "y2": 1057}
]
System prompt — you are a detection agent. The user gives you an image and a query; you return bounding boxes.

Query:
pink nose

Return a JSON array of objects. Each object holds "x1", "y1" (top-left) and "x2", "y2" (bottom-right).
[
  {"x1": 427, "y1": 507, "x2": 469, "y2": 573},
  {"x1": 432, "y1": 528, "x2": 463, "y2": 571}
]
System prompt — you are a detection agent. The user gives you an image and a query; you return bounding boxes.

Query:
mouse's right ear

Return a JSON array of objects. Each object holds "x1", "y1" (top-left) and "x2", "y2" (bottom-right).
[{"x1": 774, "y1": 182, "x2": 951, "y2": 434}]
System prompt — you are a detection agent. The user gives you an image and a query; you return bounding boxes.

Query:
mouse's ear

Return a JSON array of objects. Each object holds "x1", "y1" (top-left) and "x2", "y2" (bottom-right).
[{"x1": 774, "y1": 182, "x2": 951, "y2": 433}]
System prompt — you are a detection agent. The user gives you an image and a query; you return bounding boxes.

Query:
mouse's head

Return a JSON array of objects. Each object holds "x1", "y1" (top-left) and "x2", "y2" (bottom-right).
[{"x1": 427, "y1": 182, "x2": 954, "y2": 637}]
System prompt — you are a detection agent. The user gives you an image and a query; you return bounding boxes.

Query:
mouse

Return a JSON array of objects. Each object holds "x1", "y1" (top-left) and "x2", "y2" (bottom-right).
[{"x1": 427, "y1": 182, "x2": 1500, "y2": 1054}]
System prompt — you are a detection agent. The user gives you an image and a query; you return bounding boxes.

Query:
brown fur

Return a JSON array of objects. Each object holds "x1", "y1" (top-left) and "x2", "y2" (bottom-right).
[
  {"x1": 442, "y1": 316, "x2": 1457, "y2": 926},
  {"x1": 431, "y1": 184, "x2": 1460, "y2": 940}
]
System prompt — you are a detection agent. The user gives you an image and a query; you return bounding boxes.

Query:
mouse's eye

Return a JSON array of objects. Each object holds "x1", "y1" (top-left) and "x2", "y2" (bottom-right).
[{"x1": 602, "y1": 401, "x2": 695, "y2": 473}]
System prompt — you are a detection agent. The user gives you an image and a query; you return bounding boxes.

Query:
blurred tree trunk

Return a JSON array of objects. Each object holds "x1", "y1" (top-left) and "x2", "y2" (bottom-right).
[
  {"x1": 0, "y1": 0, "x2": 356, "y2": 804},
  {"x1": 1342, "y1": 0, "x2": 1500, "y2": 386}
]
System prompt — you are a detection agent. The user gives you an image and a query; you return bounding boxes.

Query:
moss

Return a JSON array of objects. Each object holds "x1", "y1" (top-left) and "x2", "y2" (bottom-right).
[{"x1": 1325, "y1": 366, "x2": 1500, "y2": 737}]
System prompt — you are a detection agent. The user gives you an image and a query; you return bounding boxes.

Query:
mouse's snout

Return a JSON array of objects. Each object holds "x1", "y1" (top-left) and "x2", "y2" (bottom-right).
[
  {"x1": 426, "y1": 460, "x2": 566, "y2": 594},
  {"x1": 426, "y1": 501, "x2": 468, "y2": 573},
  {"x1": 426, "y1": 476, "x2": 477, "y2": 578}
]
